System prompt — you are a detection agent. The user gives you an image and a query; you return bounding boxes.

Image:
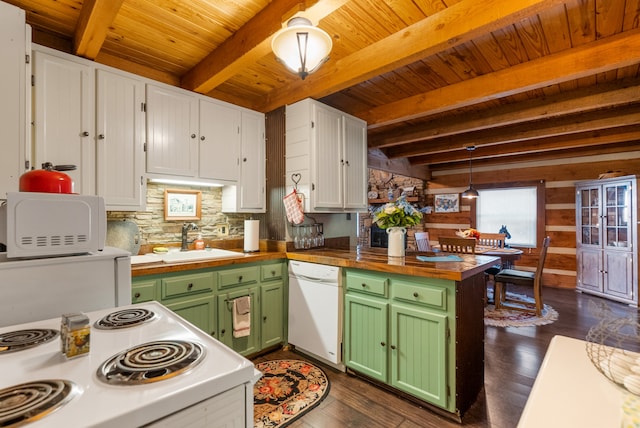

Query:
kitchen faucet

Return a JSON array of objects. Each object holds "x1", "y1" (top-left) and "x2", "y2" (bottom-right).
[{"x1": 181, "y1": 222, "x2": 198, "y2": 251}]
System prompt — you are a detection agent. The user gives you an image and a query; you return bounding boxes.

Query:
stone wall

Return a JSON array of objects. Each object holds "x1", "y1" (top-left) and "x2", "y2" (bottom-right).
[
  {"x1": 107, "y1": 183, "x2": 250, "y2": 247},
  {"x1": 359, "y1": 170, "x2": 427, "y2": 251}
]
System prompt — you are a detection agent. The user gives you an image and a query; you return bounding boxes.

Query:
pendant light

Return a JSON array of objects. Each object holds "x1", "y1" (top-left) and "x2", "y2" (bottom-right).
[
  {"x1": 462, "y1": 145, "x2": 479, "y2": 199},
  {"x1": 271, "y1": 17, "x2": 332, "y2": 80}
]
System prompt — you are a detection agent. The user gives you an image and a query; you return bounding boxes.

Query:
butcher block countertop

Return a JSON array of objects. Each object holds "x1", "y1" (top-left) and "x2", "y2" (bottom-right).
[{"x1": 132, "y1": 246, "x2": 499, "y2": 282}]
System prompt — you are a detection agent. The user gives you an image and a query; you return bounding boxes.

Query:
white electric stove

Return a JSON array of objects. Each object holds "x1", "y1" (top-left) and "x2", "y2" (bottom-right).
[{"x1": 0, "y1": 301, "x2": 259, "y2": 428}]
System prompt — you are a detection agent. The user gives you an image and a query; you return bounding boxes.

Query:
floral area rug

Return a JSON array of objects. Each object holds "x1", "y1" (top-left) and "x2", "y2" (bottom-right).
[
  {"x1": 485, "y1": 291, "x2": 559, "y2": 327},
  {"x1": 254, "y1": 359, "x2": 330, "y2": 428}
]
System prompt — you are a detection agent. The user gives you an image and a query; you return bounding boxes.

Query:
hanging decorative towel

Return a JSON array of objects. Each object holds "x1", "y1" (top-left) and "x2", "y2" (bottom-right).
[
  {"x1": 232, "y1": 296, "x2": 251, "y2": 338},
  {"x1": 283, "y1": 189, "x2": 304, "y2": 225}
]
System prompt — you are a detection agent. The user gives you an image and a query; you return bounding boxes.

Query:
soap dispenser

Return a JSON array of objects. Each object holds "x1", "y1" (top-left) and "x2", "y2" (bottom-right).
[{"x1": 194, "y1": 233, "x2": 205, "y2": 250}]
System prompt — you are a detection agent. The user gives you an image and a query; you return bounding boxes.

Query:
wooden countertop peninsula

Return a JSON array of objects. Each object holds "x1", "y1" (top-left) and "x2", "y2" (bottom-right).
[{"x1": 132, "y1": 245, "x2": 499, "y2": 282}]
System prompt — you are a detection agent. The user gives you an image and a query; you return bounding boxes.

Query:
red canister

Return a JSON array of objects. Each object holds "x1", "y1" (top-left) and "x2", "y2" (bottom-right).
[{"x1": 19, "y1": 162, "x2": 76, "y2": 194}]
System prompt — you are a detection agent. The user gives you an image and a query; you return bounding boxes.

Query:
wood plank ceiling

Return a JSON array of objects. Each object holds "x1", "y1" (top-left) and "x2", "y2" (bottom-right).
[{"x1": 6, "y1": 0, "x2": 640, "y2": 177}]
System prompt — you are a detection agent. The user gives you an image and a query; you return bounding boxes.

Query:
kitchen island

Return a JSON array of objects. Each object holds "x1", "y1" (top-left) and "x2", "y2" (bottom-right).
[{"x1": 130, "y1": 245, "x2": 499, "y2": 421}]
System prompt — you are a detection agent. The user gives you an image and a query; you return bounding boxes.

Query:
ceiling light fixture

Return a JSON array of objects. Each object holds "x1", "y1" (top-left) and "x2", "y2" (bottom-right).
[
  {"x1": 271, "y1": 17, "x2": 332, "y2": 80},
  {"x1": 461, "y1": 145, "x2": 479, "y2": 199}
]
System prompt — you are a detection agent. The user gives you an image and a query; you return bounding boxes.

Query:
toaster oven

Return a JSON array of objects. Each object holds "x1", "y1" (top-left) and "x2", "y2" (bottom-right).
[{"x1": 0, "y1": 192, "x2": 106, "y2": 258}]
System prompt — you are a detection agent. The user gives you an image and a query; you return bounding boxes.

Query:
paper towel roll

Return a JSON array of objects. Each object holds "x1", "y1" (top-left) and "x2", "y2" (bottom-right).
[{"x1": 244, "y1": 219, "x2": 260, "y2": 252}]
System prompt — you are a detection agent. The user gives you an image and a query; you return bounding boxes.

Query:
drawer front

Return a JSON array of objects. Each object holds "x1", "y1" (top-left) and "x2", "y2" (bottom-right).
[
  {"x1": 218, "y1": 266, "x2": 259, "y2": 289},
  {"x1": 132, "y1": 280, "x2": 156, "y2": 303},
  {"x1": 392, "y1": 281, "x2": 446, "y2": 310},
  {"x1": 161, "y1": 273, "x2": 215, "y2": 299},
  {"x1": 261, "y1": 263, "x2": 284, "y2": 281},
  {"x1": 346, "y1": 271, "x2": 388, "y2": 297}
]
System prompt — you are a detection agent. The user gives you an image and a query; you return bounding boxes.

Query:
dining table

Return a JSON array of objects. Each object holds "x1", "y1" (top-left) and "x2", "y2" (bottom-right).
[{"x1": 474, "y1": 245, "x2": 523, "y2": 269}]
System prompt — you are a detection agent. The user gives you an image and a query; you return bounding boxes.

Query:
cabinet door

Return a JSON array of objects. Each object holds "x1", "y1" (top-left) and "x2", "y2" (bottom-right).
[
  {"x1": 603, "y1": 181, "x2": 633, "y2": 250},
  {"x1": 260, "y1": 281, "x2": 284, "y2": 349},
  {"x1": 132, "y1": 279, "x2": 157, "y2": 303},
  {"x1": 239, "y1": 110, "x2": 265, "y2": 210},
  {"x1": 604, "y1": 251, "x2": 634, "y2": 301},
  {"x1": 96, "y1": 69, "x2": 145, "y2": 210},
  {"x1": 390, "y1": 304, "x2": 448, "y2": 408},
  {"x1": 0, "y1": 2, "x2": 28, "y2": 196},
  {"x1": 576, "y1": 248, "x2": 603, "y2": 293},
  {"x1": 33, "y1": 51, "x2": 95, "y2": 195},
  {"x1": 164, "y1": 294, "x2": 217, "y2": 337},
  {"x1": 218, "y1": 287, "x2": 259, "y2": 356},
  {"x1": 146, "y1": 84, "x2": 198, "y2": 177},
  {"x1": 576, "y1": 185, "x2": 602, "y2": 247},
  {"x1": 312, "y1": 103, "x2": 343, "y2": 209},
  {"x1": 342, "y1": 115, "x2": 367, "y2": 210},
  {"x1": 344, "y1": 293, "x2": 388, "y2": 382},
  {"x1": 199, "y1": 99, "x2": 240, "y2": 182}
]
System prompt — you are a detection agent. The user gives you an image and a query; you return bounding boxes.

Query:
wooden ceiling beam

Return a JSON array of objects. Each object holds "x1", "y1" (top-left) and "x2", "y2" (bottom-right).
[
  {"x1": 180, "y1": 0, "x2": 348, "y2": 94},
  {"x1": 408, "y1": 126, "x2": 640, "y2": 165},
  {"x1": 73, "y1": 0, "x2": 124, "y2": 59},
  {"x1": 385, "y1": 105, "x2": 640, "y2": 159},
  {"x1": 368, "y1": 78, "x2": 640, "y2": 148},
  {"x1": 258, "y1": 0, "x2": 566, "y2": 112},
  {"x1": 361, "y1": 28, "x2": 640, "y2": 128}
]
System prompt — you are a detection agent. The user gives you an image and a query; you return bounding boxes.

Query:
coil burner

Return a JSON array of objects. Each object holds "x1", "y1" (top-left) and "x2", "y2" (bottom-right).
[
  {"x1": 0, "y1": 329, "x2": 59, "y2": 354},
  {"x1": 97, "y1": 340, "x2": 204, "y2": 385},
  {"x1": 0, "y1": 379, "x2": 78, "y2": 427},
  {"x1": 94, "y1": 308, "x2": 155, "y2": 330}
]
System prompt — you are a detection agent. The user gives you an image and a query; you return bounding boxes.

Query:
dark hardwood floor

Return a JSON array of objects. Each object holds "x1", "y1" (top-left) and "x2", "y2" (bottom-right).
[{"x1": 252, "y1": 286, "x2": 639, "y2": 427}]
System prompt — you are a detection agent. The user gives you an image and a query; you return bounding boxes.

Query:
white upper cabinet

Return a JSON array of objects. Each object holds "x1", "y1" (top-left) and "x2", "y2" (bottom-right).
[
  {"x1": 33, "y1": 49, "x2": 95, "y2": 195},
  {"x1": 222, "y1": 110, "x2": 266, "y2": 212},
  {"x1": 0, "y1": 2, "x2": 29, "y2": 197},
  {"x1": 286, "y1": 98, "x2": 368, "y2": 213},
  {"x1": 199, "y1": 98, "x2": 240, "y2": 183},
  {"x1": 145, "y1": 84, "x2": 198, "y2": 178},
  {"x1": 96, "y1": 69, "x2": 146, "y2": 210}
]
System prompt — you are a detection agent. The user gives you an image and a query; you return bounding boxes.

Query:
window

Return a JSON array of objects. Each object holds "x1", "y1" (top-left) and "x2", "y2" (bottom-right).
[{"x1": 471, "y1": 180, "x2": 545, "y2": 248}]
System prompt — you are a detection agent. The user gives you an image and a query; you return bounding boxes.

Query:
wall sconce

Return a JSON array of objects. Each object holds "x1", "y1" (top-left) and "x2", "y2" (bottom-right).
[
  {"x1": 271, "y1": 17, "x2": 332, "y2": 80},
  {"x1": 461, "y1": 145, "x2": 479, "y2": 199}
]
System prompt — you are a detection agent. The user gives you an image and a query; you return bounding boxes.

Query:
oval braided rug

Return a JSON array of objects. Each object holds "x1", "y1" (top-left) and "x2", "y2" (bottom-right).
[
  {"x1": 484, "y1": 291, "x2": 559, "y2": 327},
  {"x1": 254, "y1": 359, "x2": 330, "y2": 428}
]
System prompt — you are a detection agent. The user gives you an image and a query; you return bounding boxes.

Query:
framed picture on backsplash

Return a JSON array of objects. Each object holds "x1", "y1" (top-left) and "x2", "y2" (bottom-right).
[
  {"x1": 434, "y1": 193, "x2": 460, "y2": 213},
  {"x1": 164, "y1": 189, "x2": 202, "y2": 220}
]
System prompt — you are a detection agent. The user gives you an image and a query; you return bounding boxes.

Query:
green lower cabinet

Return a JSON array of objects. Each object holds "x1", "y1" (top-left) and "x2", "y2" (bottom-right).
[
  {"x1": 164, "y1": 294, "x2": 217, "y2": 337},
  {"x1": 132, "y1": 279, "x2": 157, "y2": 303},
  {"x1": 344, "y1": 293, "x2": 388, "y2": 382},
  {"x1": 260, "y1": 281, "x2": 284, "y2": 349},
  {"x1": 218, "y1": 286, "x2": 259, "y2": 356},
  {"x1": 390, "y1": 304, "x2": 448, "y2": 407}
]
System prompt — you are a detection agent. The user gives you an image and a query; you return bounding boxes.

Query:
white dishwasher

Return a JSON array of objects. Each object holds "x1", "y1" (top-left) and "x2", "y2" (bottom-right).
[{"x1": 288, "y1": 260, "x2": 345, "y2": 371}]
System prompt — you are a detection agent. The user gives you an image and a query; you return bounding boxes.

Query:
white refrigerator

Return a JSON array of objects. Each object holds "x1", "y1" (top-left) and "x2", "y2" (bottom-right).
[{"x1": 0, "y1": 247, "x2": 131, "y2": 327}]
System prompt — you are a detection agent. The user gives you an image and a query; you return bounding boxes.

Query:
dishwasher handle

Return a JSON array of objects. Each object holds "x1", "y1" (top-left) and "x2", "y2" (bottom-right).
[{"x1": 289, "y1": 273, "x2": 339, "y2": 285}]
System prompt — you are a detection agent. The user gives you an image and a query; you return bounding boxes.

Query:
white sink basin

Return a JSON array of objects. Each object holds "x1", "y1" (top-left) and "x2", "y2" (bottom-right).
[{"x1": 161, "y1": 249, "x2": 243, "y2": 263}]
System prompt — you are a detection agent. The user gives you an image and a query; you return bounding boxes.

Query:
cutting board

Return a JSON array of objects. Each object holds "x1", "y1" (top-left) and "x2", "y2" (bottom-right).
[{"x1": 106, "y1": 219, "x2": 141, "y2": 255}]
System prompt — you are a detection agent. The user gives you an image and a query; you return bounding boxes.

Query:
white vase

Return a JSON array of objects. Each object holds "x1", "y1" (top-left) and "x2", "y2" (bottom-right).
[{"x1": 387, "y1": 227, "x2": 406, "y2": 258}]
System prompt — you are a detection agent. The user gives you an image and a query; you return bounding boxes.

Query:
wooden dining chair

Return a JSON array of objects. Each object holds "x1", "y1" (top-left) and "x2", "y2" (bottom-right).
[
  {"x1": 494, "y1": 236, "x2": 551, "y2": 316},
  {"x1": 438, "y1": 236, "x2": 476, "y2": 254},
  {"x1": 479, "y1": 232, "x2": 507, "y2": 304}
]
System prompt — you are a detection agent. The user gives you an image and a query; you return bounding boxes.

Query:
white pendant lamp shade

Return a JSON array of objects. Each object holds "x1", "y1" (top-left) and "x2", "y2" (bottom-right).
[{"x1": 271, "y1": 17, "x2": 332, "y2": 80}]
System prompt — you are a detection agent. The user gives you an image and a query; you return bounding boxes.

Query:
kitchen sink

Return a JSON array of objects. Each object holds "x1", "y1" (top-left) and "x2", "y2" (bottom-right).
[{"x1": 160, "y1": 248, "x2": 243, "y2": 263}]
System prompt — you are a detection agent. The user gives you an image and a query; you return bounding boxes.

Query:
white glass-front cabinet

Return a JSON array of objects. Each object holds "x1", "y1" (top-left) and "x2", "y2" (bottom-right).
[
  {"x1": 285, "y1": 98, "x2": 367, "y2": 213},
  {"x1": 96, "y1": 69, "x2": 146, "y2": 210},
  {"x1": 576, "y1": 176, "x2": 638, "y2": 305},
  {"x1": 0, "y1": 1, "x2": 30, "y2": 197},
  {"x1": 33, "y1": 49, "x2": 95, "y2": 196}
]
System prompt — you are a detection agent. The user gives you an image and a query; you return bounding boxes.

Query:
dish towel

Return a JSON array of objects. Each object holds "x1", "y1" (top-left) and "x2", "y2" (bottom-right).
[
  {"x1": 283, "y1": 189, "x2": 304, "y2": 225},
  {"x1": 416, "y1": 255, "x2": 464, "y2": 262},
  {"x1": 232, "y1": 296, "x2": 251, "y2": 338}
]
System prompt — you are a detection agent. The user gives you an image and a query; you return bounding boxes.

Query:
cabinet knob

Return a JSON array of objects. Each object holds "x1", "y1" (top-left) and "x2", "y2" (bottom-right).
[
  {"x1": 361, "y1": 283, "x2": 367, "y2": 288},
  {"x1": 191, "y1": 134, "x2": 196, "y2": 139},
  {"x1": 187, "y1": 283, "x2": 193, "y2": 290},
  {"x1": 211, "y1": 331, "x2": 215, "y2": 336},
  {"x1": 345, "y1": 160, "x2": 350, "y2": 166},
  {"x1": 82, "y1": 131, "x2": 89, "y2": 137},
  {"x1": 134, "y1": 292, "x2": 141, "y2": 298},
  {"x1": 271, "y1": 270, "x2": 276, "y2": 276},
  {"x1": 238, "y1": 275, "x2": 243, "y2": 282},
  {"x1": 380, "y1": 342, "x2": 386, "y2": 347},
  {"x1": 390, "y1": 345, "x2": 396, "y2": 350},
  {"x1": 98, "y1": 134, "x2": 105, "y2": 140},
  {"x1": 263, "y1": 316, "x2": 267, "y2": 321},
  {"x1": 200, "y1": 135, "x2": 205, "y2": 141},
  {"x1": 221, "y1": 329, "x2": 226, "y2": 335},
  {"x1": 413, "y1": 292, "x2": 419, "y2": 298}
]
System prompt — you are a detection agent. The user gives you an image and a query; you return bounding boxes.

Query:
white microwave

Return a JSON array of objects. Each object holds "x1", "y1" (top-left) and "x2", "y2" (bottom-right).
[{"x1": 0, "y1": 192, "x2": 106, "y2": 258}]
